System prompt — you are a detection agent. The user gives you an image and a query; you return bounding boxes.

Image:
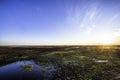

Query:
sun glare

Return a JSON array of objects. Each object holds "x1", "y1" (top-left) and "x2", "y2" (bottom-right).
[{"x1": 99, "y1": 35, "x2": 113, "y2": 45}]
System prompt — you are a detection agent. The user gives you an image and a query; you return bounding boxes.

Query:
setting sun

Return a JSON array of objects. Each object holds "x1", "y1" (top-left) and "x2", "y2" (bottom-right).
[{"x1": 99, "y1": 35, "x2": 114, "y2": 45}]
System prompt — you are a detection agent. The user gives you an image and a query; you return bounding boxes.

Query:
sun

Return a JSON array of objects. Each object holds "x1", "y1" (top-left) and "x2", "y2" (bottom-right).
[{"x1": 99, "y1": 35, "x2": 113, "y2": 45}]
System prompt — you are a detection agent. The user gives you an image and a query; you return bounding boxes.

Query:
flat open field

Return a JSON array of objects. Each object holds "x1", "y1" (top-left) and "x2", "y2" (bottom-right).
[{"x1": 0, "y1": 46, "x2": 120, "y2": 80}]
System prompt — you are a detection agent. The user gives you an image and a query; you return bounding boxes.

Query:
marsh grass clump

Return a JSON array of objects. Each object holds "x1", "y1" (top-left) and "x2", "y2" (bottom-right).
[
  {"x1": 41, "y1": 67, "x2": 46, "y2": 72},
  {"x1": 21, "y1": 64, "x2": 33, "y2": 71}
]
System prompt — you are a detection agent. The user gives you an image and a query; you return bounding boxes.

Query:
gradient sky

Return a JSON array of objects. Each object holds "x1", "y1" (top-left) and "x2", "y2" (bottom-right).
[{"x1": 0, "y1": 0, "x2": 120, "y2": 45}]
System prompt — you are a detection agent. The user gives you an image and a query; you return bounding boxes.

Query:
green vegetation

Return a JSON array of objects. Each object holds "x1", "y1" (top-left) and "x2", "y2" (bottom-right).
[
  {"x1": 0, "y1": 46, "x2": 120, "y2": 80},
  {"x1": 21, "y1": 64, "x2": 33, "y2": 71},
  {"x1": 41, "y1": 67, "x2": 46, "y2": 72}
]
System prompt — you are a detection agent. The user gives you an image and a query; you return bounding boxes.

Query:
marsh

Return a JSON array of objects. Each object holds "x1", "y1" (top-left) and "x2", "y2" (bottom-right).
[{"x1": 0, "y1": 46, "x2": 120, "y2": 80}]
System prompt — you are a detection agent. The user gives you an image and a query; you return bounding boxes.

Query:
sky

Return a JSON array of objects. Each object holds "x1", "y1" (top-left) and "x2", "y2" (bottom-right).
[{"x1": 0, "y1": 0, "x2": 120, "y2": 45}]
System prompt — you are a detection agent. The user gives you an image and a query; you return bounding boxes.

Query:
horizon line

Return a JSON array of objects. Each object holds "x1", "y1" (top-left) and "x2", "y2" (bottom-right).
[{"x1": 0, "y1": 44, "x2": 120, "y2": 47}]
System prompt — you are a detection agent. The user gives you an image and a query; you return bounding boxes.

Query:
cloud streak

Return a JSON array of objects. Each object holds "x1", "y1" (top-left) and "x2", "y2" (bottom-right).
[{"x1": 65, "y1": 0, "x2": 101, "y2": 34}]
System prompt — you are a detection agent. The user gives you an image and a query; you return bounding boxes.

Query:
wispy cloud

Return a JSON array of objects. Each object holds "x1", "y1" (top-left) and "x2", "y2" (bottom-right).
[
  {"x1": 107, "y1": 14, "x2": 119, "y2": 25},
  {"x1": 65, "y1": 1, "x2": 100, "y2": 34}
]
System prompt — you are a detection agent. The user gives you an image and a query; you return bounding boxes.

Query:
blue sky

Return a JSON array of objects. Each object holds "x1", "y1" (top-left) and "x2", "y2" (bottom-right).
[{"x1": 0, "y1": 0, "x2": 120, "y2": 45}]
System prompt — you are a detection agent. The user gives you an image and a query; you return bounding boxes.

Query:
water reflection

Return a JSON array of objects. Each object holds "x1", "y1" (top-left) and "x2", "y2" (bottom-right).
[{"x1": 0, "y1": 60, "x2": 55, "y2": 80}]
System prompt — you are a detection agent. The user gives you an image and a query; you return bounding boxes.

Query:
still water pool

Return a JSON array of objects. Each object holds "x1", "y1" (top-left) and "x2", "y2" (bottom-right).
[{"x1": 0, "y1": 60, "x2": 55, "y2": 80}]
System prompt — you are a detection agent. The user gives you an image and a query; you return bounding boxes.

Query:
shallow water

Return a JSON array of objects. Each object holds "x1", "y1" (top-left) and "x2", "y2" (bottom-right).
[
  {"x1": 0, "y1": 60, "x2": 55, "y2": 80},
  {"x1": 92, "y1": 58, "x2": 108, "y2": 63}
]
